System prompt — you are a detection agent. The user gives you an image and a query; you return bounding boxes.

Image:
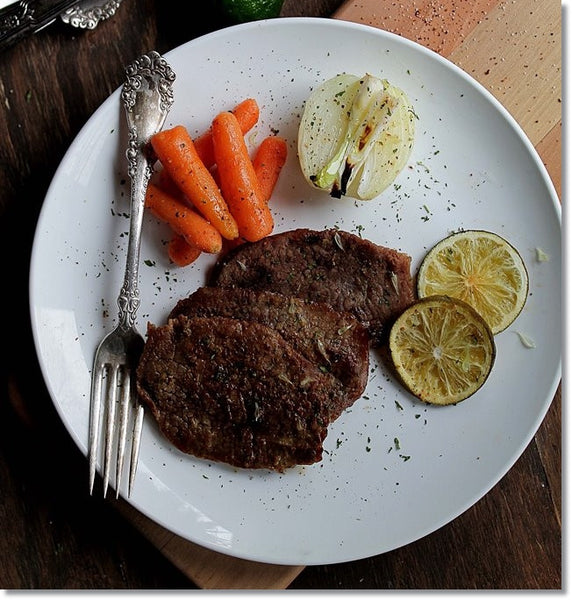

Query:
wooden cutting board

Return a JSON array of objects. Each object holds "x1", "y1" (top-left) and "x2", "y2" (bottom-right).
[{"x1": 118, "y1": 0, "x2": 561, "y2": 588}]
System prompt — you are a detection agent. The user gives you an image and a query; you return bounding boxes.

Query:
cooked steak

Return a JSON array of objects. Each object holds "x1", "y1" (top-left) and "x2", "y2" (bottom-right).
[
  {"x1": 210, "y1": 228, "x2": 416, "y2": 344},
  {"x1": 136, "y1": 315, "x2": 348, "y2": 471},
  {"x1": 169, "y1": 287, "x2": 369, "y2": 405}
]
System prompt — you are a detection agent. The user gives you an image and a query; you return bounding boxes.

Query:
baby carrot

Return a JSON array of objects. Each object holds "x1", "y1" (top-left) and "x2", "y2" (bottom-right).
[
  {"x1": 212, "y1": 111, "x2": 274, "y2": 243},
  {"x1": 252, "y1": 136, "x2": 288, "y2": 202},
  {"x1": 151, "y1": 125, "x2": 239, "y2": 240},
  {"x1": 168, "y1": 234, "x2": 202, "y2": 267},
  {"x1": 194, "y1": 98, "x2": 260, "y2": 168},
  {"x1": 157, "y1": 167, "x2": 184, "y2": 199},
  {"x1": 145, "y1": 183, "x2": 223, "y2": 254}
]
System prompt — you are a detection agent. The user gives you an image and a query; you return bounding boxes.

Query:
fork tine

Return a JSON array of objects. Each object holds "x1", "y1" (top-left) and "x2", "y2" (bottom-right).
[
  {"x1": 115, "y1": 365, "x2": 131, "y2": 498},
  {"x1": 88, "y1": 362, "x2": 104, "y2": 495},
  {"x1": 128, "y1": 403, "x2": 145, "y2": 497},
  {"x1": 102, "y1": 364, "x2": 119, "y2": 498}
]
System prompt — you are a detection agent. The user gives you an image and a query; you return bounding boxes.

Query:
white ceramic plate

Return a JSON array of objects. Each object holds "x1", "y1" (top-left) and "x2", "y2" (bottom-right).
[{"x1": 29, "y1": 18, "x2": 561, "y2": 566}]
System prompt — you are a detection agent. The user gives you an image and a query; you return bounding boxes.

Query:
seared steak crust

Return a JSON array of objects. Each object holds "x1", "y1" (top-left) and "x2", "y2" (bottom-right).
[
  {"x1": 169, "y1": 287, "x2": 369, "y2": 405},
  {"x1": 136, "y1": 315, "x2": 347, "y2": 471},
  {"x1": 210, "y1": 228, "x2": 416, "y2": 344}
]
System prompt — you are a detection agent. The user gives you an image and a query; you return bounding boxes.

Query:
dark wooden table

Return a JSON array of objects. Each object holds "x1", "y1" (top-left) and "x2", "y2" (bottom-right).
[{"x1": 1, "y1": 0, "x2": 561, "y2": 589}]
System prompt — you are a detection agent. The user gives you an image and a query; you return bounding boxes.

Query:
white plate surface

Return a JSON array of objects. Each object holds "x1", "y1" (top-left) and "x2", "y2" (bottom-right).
[{"x1": 29, "y1": 18, "x2": 561, "y2": 566}]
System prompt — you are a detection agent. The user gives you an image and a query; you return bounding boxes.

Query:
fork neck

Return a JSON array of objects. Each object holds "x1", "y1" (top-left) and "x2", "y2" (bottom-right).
[{"x1": 117, "y1": 146, "x2": 153, "y2": 331}]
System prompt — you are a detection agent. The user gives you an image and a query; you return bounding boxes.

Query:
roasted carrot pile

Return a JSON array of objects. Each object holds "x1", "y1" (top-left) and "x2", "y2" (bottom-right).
[{"x1": 146, "y1": 98, "x2": 287, "y2": 266}]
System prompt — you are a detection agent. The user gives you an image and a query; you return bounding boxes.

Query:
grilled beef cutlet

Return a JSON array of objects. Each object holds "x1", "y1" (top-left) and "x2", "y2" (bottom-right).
[
  {"x1": 210, "y1": 228, "x2": 416, "y2": 345},
  {"x1": 136, "y1": 315, "x2": 348, "y2": 471},
  {"x1": 169, "y1": 287, "x2": 369, "y2": 407}
]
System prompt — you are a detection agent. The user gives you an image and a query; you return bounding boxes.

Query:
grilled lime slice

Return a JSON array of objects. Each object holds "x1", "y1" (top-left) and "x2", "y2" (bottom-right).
[
  {"x1": 389, "y1": 296, "x2": 496, "y2": 405},
  {"x1": 417, "y1": 230, "x2": 528, "y2": 334}
]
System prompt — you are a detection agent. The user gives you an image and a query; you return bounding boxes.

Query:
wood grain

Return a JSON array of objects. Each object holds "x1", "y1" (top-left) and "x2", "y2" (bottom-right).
[
  {"x1": 115, "y1": 500, "x2": 304, "y2": 590},
  {"x1": 333, "y1": 0, "x2": 501, "y2": 54},
  {"x1": 0, "y1": 0, "x2": 560, "y2": 590},
  {"x1": 447, "y1": 0, "x2": 561, "y2": 145}
]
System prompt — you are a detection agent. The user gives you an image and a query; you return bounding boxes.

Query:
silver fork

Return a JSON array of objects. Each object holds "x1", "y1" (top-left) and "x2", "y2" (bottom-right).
[{"x1": 88, "y1": 51, "x2": 175, "y2": 498}]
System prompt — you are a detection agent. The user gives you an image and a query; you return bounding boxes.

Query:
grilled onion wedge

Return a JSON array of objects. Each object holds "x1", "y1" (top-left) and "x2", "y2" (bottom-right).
[{"x1": 298, "y1": 73, "x2": 416, "y2": 200}]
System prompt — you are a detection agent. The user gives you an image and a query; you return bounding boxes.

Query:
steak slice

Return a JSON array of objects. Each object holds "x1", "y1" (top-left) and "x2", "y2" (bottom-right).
[
  {"x1": 169, "y1": 287, "x2": 369, "y2": 405},
  {"x1": 210, "y1": 228, "x2": 416, "y2": 345},
  {"x1": 136, "y1": 315, "x2": 347, "y2": 471}
]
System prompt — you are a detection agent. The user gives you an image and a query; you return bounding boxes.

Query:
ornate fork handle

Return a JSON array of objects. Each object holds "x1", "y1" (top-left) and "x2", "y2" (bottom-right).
[
  {"x1": 0, "y1": 0, "x2": 81, "y2": 51},
  {"x1": 117, "y1": 51, "x2": 175, "y2": 331}
]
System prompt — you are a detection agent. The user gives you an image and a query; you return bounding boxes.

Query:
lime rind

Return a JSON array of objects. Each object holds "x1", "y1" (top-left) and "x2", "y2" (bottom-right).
[
  {"x1": 417, "y1": 230, "x2": 529, "y2": 334},
  {"x1": 221, "y1": 0, "x2": 284, "y2": 22},
  {"x1": 389, "y1": 296, "x2": 496, "y2": 406}
]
